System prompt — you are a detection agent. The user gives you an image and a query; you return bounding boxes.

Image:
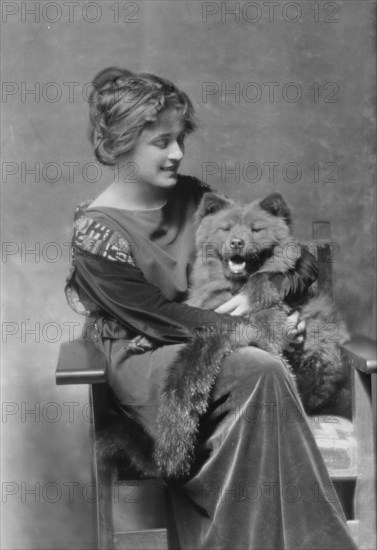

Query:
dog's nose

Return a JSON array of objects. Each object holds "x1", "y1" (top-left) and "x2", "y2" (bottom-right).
[{"x1": 230, "y1": 238, "x2": 245, "y2": 249}]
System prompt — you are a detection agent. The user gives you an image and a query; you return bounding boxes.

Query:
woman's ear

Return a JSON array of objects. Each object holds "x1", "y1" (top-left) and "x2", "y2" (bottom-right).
[
  {"x1": 259, "y1": 192, "x2": 292, "y2": 228},
  {"x1": 196, "y1": 193, "x2": 232, "y2": 222}
]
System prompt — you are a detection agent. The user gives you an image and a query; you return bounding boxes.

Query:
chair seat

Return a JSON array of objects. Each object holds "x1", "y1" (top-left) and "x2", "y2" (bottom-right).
[
  {"x1": 112, "y1": 479, "x2": 167, "y2": 533},
  {"x1": 310, "y1": 415, "x2": 356, "y2": 479},
  {"x1": 112, "y1": 478, "x2": 170, "y2": 550},
  {"x1": 113, "y1": 528, "x2": 168, "y2": 550}
]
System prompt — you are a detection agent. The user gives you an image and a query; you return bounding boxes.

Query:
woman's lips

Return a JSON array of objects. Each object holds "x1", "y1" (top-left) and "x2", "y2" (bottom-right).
[
  {"x1": 160, "y1": 167, "x2": 178, "y2": 177},
  {"x1": 161, "y1": 166, "x2": 178, "y2": 172}
]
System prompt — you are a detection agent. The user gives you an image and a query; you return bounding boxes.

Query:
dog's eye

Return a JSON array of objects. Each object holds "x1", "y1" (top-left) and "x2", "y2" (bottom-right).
[
  {"x1": 252, "y1": 227, "x2": 263, "y2": 233},
  {"x1": 220, "y1": 226, "x2": 230, "y2": 232}
]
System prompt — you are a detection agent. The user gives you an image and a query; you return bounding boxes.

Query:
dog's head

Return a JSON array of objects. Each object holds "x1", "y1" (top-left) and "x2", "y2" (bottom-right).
[{"x1": 195, "y1": 192, "x2": 293, "y2": 280}]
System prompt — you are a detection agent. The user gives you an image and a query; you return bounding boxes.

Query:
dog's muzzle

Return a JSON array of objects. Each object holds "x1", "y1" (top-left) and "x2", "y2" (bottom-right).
[{"x1": 228, "y1": 254, "x2": 247, "y2": 275}]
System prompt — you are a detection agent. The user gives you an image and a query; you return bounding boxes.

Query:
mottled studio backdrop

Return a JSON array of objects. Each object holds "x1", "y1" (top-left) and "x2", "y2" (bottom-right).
[{"x1": 1, "y1": 1, "x2": 376, "y2": 548}]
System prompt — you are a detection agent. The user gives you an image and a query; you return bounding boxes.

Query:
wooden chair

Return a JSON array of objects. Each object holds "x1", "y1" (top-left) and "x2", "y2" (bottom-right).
[
  {"x1": 308, "y1": 222, "x2": 377, "y2": 549},
  {"x1": 56, "y1": 339, "x2": 175, "y2": 550},
  {"x1": 56, "y1": 227, "x2": 376, "y2": 550}
]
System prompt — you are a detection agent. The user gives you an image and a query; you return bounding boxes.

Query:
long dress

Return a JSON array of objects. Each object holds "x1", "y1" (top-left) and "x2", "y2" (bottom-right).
[{"x1": 66, "y1": 175, "x2": 357, "y2": 550}]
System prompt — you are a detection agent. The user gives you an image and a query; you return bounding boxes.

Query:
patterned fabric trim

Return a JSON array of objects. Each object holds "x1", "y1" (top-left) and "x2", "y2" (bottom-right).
[
  {"x1": 84, "y1": 317, "x2": 157, "y2": 356},
  {"x1": 127, "y1": 335, "x2": 156, "y2": 354},
  {"x1": 73, "y1": 202, "x2": 136, "y2": 265},
  {"x1": 65, "y1": 199, "x2": 136, "y2": 315},
  {"x1": 65, "y1": 265, "x2": 91, "y2": 316}
]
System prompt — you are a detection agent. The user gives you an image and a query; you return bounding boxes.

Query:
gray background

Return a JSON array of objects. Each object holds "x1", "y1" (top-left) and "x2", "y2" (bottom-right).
[{"x1": 1, "y1": 1, "x2": 376, "y2": 548}]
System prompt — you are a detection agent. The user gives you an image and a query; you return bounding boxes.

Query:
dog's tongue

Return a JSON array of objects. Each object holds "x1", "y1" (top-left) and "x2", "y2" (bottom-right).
[{"x1": 228, "y1": 258, "x2": 246, "y2": 274}]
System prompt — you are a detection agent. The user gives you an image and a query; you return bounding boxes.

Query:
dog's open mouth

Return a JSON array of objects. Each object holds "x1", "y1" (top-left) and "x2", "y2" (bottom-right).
[
  {"x1": 228, "y1": 254, "x2": 247, "y2": 275},
  {"x1": 224, "y1": 251, "x2": 262, "y2": 279}
]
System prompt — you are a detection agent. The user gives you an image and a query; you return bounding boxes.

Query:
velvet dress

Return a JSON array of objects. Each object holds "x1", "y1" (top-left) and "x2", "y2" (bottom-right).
[{"x1": 66, "y1": 175, "x2": 357, "y2": 550}]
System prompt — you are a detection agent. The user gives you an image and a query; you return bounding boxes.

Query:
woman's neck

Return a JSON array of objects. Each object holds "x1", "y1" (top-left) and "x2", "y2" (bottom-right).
[{"x1": 91, "y1": 180, "x2": 169, "y2": 211}]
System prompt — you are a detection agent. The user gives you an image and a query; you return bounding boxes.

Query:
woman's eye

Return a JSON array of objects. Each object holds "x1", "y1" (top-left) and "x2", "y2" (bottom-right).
[{"x1": 154, "y1": 139, "x2": 169, "y2": 149}]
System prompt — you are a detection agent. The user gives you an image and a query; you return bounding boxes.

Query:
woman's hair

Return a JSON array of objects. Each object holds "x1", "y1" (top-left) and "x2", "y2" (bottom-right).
[{"x1": 88, "y1": 67, "x2": 196, "y2": 166}]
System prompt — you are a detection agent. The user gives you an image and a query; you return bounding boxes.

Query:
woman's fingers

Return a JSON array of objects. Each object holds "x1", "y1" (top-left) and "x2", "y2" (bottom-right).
[
  {"x1": 286, "y1": 311, "x2": 300, "y2": 327},
  {"x1": 229, "y1": 305, "x2": 247, "y2": 316},
  {"x1": 297, "y1": 320, "x2": 306, "y2": 334},
  {"x1": 215, "y1": 296, "x2": 239, "y2": 314},
  {"x1": 285, "y1": 313, "x2": 306, "y2": 346},
  {"x1": 215, "y1": 294, "x2": 249, "y2": 315},
  {"x1": 216, "y1": 300, "x2": 307, "y2": 343}
]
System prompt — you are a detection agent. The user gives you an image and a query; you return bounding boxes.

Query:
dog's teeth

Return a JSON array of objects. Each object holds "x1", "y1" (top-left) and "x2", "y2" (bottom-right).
[{"x1": 228, "y1": 260, "x2": 246, "y2": 273}]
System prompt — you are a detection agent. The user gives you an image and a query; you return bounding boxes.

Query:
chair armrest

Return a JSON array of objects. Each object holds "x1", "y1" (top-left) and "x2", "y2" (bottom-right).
[
  {"x1": 56, "y1": 340, "x2": 107, "y2": 385},
  {"x1": 340, "y1": 336, "x2": 377, "y2": 374}
]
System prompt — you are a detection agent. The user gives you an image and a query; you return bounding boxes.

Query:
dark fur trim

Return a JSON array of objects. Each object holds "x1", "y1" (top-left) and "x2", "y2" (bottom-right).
[
  {"x1": 154, "y1": 330, "x2": 235, "y2": 478},
  {"x1": 95, "y1": 398, "x2": 157, "y2": 477},
  {"x1": 154, "y1": 308, "x2": 292, "y2": 479}
]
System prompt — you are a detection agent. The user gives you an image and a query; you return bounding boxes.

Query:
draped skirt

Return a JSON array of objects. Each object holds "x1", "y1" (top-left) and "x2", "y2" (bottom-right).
[{"x1": 104, "y1": 339, "x2": 357, "y2": 550}]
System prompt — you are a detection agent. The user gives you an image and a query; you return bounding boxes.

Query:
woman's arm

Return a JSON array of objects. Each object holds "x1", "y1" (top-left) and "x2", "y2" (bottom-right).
[
  {"x1": 73, "y1": 248, "x2": 291, "y2": 353},
  {"x1": 73, "y1": 247, "x2": 243, "y2": 345}
]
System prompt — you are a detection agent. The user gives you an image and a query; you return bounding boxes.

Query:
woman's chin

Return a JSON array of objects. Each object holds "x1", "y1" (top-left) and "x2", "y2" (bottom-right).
[{"x1": 158, "y1": 173, "x2": 179, "y2": 187}]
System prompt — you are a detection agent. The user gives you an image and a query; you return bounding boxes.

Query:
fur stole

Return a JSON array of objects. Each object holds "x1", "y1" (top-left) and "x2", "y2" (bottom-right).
[{"x1": 154, "y1": 308, "x2": 290, "y2": 479}]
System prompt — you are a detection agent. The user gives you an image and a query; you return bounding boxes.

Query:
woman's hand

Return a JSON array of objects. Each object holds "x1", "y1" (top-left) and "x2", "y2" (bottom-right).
[
  {"x1": 283, "y1": 311, "x2": 306, "y2": 350},
  {"x1": 215, "y1": 293, "x2": 250, "y2": 316},
  {"x1": 215, "y1": 298, "x2": 306, "y2": 340},
  {"x1": 215, "y1": 295, "x2": 306, "y2": 351}
]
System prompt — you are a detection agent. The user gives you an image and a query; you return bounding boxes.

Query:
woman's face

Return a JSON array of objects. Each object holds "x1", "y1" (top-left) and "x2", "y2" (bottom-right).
[{"x1": 123, "y1": 109, "x2": 186, "y2": 191}]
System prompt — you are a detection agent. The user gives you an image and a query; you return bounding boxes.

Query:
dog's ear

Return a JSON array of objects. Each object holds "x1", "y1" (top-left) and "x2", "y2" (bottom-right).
[
  {"x1": 259, "y1": 193, "x2": 292, "y2": 227},
  {"x1": 196, "y1": 193, "x2": 232, "y2": 221}
]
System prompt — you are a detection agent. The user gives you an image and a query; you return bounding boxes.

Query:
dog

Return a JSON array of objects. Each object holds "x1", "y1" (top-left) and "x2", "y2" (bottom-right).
[
  {"x1": 187, "y1": 191, "x2": 297, "y2": 310},
  {"x1": 188, "y1": 191, "x2": 350, "y2": 414},
  {"x1": 154, "y1": 192, "x2": 350, "y2": 478}
]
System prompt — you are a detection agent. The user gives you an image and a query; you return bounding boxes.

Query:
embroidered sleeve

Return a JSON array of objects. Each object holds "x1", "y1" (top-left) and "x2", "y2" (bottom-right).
[
  {"x1": 72, "y1": 201, "x2": 135, "y2": 265},
  {"x1": 65, "y1": 200, "x2": 136, "y2": 315}
]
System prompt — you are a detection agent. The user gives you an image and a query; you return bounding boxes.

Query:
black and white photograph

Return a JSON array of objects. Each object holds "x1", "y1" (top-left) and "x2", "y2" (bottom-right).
[{"x1": 1, "y1": 1, "x2": 376, "y2": 549}]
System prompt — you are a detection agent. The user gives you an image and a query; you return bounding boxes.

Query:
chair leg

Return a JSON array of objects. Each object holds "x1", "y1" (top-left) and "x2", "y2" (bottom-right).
[
  {"x1": 165, "y1": 486, "x2": 181, "y2": 550},
  {"x1": 95, "y1": 456, "x2": 114, "y2": 550},
  {"x1": 89, "y1": 384, "x2": 179, "y2": 550},
  {"x1": 90, "y1": 385, "x2": 115, "y2": 550},
  {"x1": 353, "y1": 369, "x2": 377, "y2": 549}
]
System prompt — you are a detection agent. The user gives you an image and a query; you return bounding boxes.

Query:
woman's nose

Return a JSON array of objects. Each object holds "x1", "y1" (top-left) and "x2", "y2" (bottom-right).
[{"x1": 168, "y1": 140, "x2": 184, "y2": 161}]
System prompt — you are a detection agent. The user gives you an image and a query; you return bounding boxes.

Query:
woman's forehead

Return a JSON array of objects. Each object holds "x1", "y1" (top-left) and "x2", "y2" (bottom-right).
[{"x1": 147, "y1": 109, "x2": 185, "y2": 136}]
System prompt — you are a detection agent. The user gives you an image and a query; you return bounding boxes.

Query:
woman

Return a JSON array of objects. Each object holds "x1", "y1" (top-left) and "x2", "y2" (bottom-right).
[{"x1": 65, "y1": 67, "x2": 357, "y2": 549}]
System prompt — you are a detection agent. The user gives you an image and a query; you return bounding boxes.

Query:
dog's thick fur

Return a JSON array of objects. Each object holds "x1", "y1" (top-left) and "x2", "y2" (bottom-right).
[
  {"x1": 187, "y1": 192, "x2": 296, "y2": 310},
  {"x1": 187, "y1": 192, "x2": 350, "y2": 414},
  {"x1": 154, "y1": 192, "x2": 350, "y2": 478}
]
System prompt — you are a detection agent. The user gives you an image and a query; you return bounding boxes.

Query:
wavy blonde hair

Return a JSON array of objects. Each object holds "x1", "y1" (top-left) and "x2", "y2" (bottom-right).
[{"x1": 88, "y1": 67, "x2": 196, "y2": 166}]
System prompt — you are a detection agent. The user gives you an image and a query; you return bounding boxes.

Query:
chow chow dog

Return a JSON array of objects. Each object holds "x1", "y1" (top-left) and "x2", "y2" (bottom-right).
[
  {"x1": 154, "y1": 192, "x2": 350, "y2": 478},
  {"x1": 187, "y1": 192, "x2": 350, "y2": 411}
]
